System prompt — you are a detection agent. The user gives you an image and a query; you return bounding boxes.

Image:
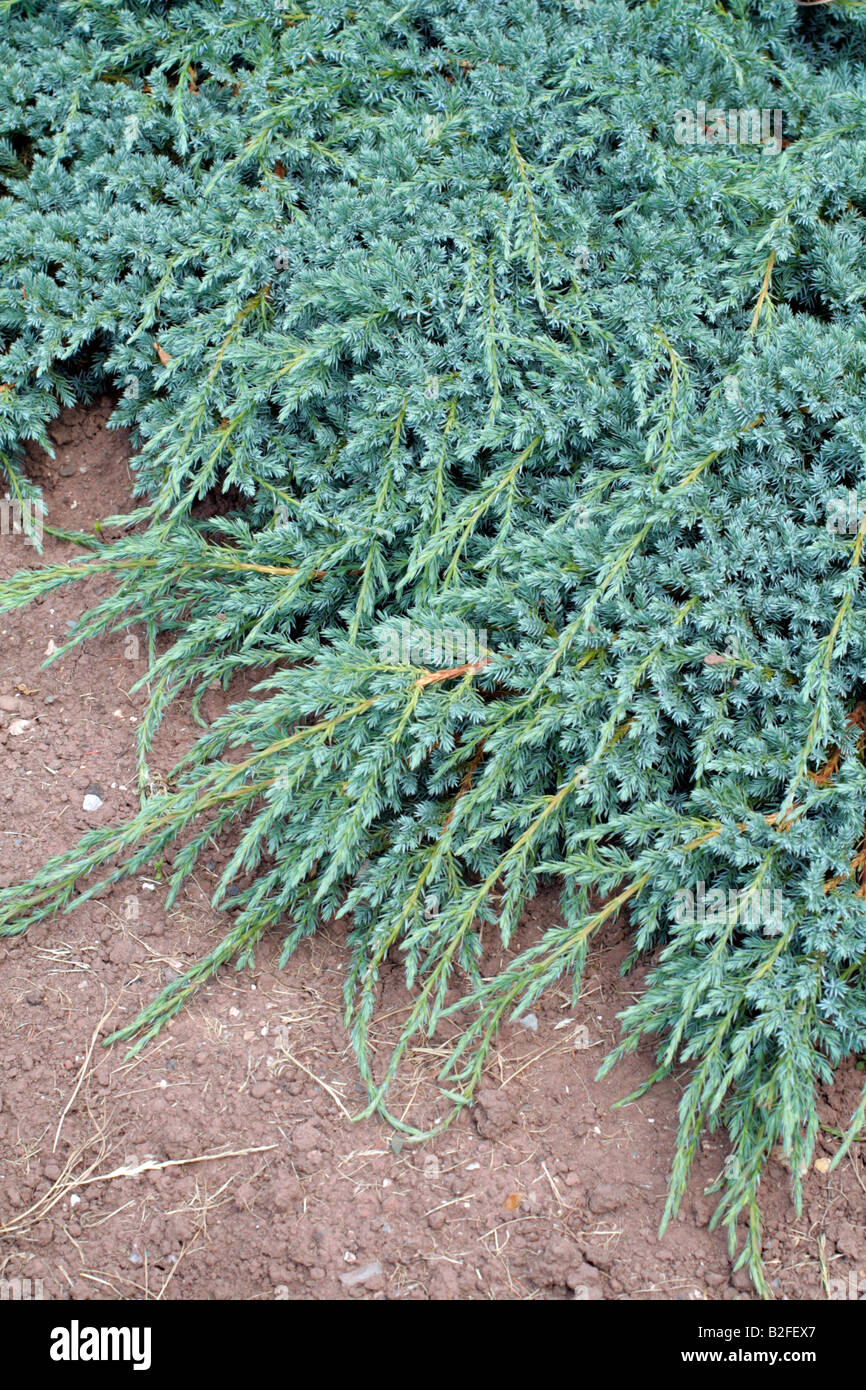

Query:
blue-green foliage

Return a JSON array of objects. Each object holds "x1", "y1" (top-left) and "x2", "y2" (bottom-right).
[{"x1": 2, "y1": 0, "x2": 866, "y2": 1285}]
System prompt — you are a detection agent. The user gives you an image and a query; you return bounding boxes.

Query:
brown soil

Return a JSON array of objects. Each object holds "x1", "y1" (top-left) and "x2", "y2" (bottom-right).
[{"x1": 0, "y1": 402, "x2": 864, "y2": 1302}]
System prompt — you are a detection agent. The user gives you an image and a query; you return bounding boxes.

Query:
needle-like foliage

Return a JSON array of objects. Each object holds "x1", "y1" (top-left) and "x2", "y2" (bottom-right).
[{"x1": 2, "y1": 0, "x2": 866, "y2": 1290}]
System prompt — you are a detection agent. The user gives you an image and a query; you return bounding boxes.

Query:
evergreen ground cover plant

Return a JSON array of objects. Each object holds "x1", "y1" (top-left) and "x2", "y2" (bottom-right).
[{"x1": 2, "y1": 0, "x2": 866, "y2": 1289}]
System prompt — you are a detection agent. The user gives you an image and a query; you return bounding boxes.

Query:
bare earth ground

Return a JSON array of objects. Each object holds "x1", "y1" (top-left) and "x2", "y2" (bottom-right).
[{"x1": 0, "y1": 401, "x2": 863, "y2": 1302}]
